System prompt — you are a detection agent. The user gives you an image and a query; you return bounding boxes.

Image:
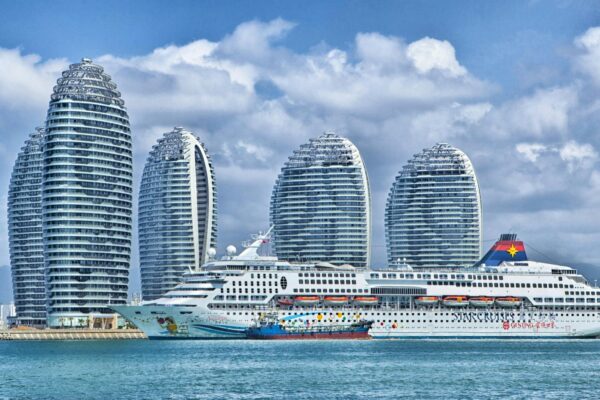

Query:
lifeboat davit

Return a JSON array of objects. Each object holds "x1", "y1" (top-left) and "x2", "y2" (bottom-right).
[
  {"x1": 469, "y1": 296, "x2": 494, "y2": 307},
  {"x1": 353, "y1": 296, "x2": 379, "y2": 305},
  {"x1": 415, "y1": 296, "x2": 439, "y2": 306},
  {"x1": 496, "y1": 297, "x2": 522, "y2": 308},
  {"x1": 323, "y1": 296, "x2": 349, "y2": 305},
  {"x1": 277, "y1": 298, "x2": 294, "y2": 307},
  {"x1": 294, "y1": 296, "x2": 320, "y2": 306},
  {"x1": 442, "y1": 296, "x2": 469, "y2": 307}
]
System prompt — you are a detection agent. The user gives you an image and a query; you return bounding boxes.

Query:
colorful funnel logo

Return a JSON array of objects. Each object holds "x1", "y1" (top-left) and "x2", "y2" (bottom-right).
[{"x1": 476, "y1": 233, "x2": 527, "y2": 266}]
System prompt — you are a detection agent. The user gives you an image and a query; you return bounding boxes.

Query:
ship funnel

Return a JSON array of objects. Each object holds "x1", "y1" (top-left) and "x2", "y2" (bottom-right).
[{"x1": 475, "y1": 233, "x2": 527, "y2": 267}]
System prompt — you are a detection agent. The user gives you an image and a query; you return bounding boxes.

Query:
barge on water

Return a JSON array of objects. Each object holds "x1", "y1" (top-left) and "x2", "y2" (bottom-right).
[{"x1": 246, "y1": 313, "x2": 373, "y2": 340}]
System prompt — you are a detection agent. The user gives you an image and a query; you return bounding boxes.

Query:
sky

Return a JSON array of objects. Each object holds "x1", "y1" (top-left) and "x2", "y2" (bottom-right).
[{"x1": 1, "y1": 0, "x2": 600, "y2": 298}]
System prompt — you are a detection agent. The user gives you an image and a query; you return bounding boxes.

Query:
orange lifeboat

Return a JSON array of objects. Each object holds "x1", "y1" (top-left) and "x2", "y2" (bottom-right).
[
  {"x1": 353, "y1": 296, "x2": 379, "y2": 305},
  {"x1": 442, "y1": 296, "x2": 469, "y2": 307},
  {"x1": 323, "y1": 296, "x2": 349, "y2": 305},
  {"x1": 496, "y1": 297, "x2": 522, "y2": 308},
  {"x1": 294, "y1": 296, "x2": 320, "y2": 305},
  {"x1": 415, "y1": 296, "x2": 439, "y2": 306},
  {"x1": 277, "y1": 298, "x2": 294, "y2": 307},
  {"x1": 469, "y1": 296, "x2": 494, "y2": 307}
]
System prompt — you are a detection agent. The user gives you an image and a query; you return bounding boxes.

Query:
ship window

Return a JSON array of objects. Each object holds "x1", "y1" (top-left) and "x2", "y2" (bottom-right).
[{"x1": 280, "y1": 276, "x2": 287, "y2": 290}]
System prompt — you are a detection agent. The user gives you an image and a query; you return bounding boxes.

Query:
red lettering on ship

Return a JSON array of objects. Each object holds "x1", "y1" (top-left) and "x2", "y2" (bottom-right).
[{"x1": 507, "y1": 321, "x2": 556, "y2": 330}]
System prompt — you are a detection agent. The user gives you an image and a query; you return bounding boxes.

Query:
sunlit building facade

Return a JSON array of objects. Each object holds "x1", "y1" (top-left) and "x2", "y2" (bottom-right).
[
  {"x1": 8, "y1": 128, "x2": 47, "y2": 327},
  {"x1": 385, "y1": 143, "x2": 482, "y2": 268},
  {"x1": 42, "y1": 58, "x2": 132, "y2": 327},
  {"x1": 271, "y1": 132, "x2": 371, "y2": 268},
  {"x1": 139, "y1": 127, "x2": 217, "y2": 300}
]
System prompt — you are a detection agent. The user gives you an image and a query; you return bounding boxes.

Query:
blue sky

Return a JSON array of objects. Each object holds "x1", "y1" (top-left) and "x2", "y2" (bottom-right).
[{"x1": 1, "y1": 0, "x2": 600, "y2": 299}]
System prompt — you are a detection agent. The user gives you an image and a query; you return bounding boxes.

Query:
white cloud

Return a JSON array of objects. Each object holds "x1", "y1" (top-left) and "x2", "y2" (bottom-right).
[
  {"x1": 0, "y1": 48, "x2": 67, "y2": 111},
  {"x1": 487, "y1": 86, "x2": 577, "y2": 138},
  {"x1": 217, "y1": 18, "x2": 295, "y2": 63},
  {"x1": 406, "y1": 37, "x2": 467, "y2": 77},
  {"x1": 355, "y1": 33, "x2": 407, "y2": 69},
  {"x1": 574, "y1": 26, "x2": 600, "y2": 86},
  {"x1": 3, "y1": 20, "x2": 600, "y2": 271},
  {"x1": 559, "y1": 140, "x2": 598, "y2": 171},
  {"x1": 516, "y1": 143, "x2": 548, "y2": 162}
]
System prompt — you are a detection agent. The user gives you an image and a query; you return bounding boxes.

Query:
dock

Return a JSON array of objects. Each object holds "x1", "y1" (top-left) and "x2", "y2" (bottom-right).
[{"x1": 0, "y1": 328, "x2": 147, "y2": 341}]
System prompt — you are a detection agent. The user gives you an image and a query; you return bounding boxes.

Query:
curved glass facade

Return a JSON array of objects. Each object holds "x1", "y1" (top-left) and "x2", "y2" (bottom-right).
[
  {"x1": 43, "y1": 58, "x2": 132, "y2": 327},
  {"x1": 385, "y1": 143, "x2": 482, "y2": 268},
  {"x1": 139, "y1": 127, "x2": 217, "y2": 300},
  {"x1": 8, "y1": 128, "x2": 46, "y2": 327},
  {"x1": 270, "y1": 132, "x2": 371, "y2": 268}
]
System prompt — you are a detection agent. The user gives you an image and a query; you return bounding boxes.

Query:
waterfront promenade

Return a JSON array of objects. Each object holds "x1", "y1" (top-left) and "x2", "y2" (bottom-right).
[{"x1": 0, "y1": 328, "x2": 146, "y2": 340}]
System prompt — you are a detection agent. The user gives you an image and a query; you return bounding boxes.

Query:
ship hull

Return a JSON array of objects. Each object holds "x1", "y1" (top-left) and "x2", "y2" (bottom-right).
[
  {"x1": 114, "y1": 305, "x2": 600, "y2": 339},
  {"x1": 111, "y1": 305, "x2": 247, "y2": 339}
]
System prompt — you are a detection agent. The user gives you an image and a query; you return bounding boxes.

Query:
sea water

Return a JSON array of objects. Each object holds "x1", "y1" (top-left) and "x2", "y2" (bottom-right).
[{"x1": 0, "y1": 339, "x2": 599, "y2": 399}]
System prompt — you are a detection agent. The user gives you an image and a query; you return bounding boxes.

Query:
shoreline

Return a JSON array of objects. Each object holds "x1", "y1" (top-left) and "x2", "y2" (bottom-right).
[{"x1": 0, "y1": 328, "x2": 146, "y2": 341}]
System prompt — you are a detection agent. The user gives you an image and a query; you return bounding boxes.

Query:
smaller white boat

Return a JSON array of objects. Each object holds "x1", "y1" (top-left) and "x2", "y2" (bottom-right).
[
  {"x1": 443, "y1": 296, "x2": 469, "y2": 307},
  {"x1": 294, "y1": 296, "x2": 320, "y2": 306},
  {"x1": 323, "y1": 296, "x2": 349, "y2": 305},
  {"x1": 353, "y1": 296, "x2": 379, "y2": 305},
  {"x1": 415, "y1": 296, "x2": 439, "y2": 306},
  {"x1": 496, "y1": 297, "x2": 522, "y2": 308},
  {"x1": 469, "y1": 297, "x2": 495, "y2": 307}
]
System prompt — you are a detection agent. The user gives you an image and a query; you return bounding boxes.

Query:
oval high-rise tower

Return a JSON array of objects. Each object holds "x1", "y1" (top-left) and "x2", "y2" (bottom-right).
[
  {"x1": 42, "y1": 58, "x2": 132, "y2": 327},
  {"x1": 270, "y1": 132, "x2": 371, "y2": 268},
  {"x1": 8, "y1": 128, "x2": 46, "y2": 327},
  {"x1": 385, "y1": 143, "x2": 482, "y2": 268},
  {"x1": 139, "y1": 127, "x2": 217, "y2": 301}
]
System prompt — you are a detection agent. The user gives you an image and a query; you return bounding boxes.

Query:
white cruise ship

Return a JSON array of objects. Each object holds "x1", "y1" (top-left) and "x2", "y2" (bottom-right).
[{"x1": 114, "y1": 230, "x2": 600, "y2": 339}]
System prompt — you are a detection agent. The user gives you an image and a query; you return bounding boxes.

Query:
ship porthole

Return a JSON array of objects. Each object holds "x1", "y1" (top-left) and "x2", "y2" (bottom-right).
[{"x1": 280, "y1": 276, "x2": 288, "y2": 290}]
